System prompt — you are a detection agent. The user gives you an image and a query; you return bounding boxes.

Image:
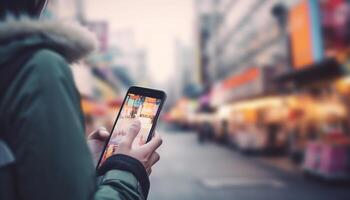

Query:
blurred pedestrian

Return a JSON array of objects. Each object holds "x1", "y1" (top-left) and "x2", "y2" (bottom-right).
[
  {"x1": 0, "y1": 1, "x2": 161, "y2": 199},
  {"x1": 198, "y1": 122, "x2": 213, "y2": 143}
]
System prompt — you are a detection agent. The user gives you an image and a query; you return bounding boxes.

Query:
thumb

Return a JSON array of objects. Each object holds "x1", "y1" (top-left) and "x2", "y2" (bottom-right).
[{"x1": 122, "y1": 120, "x2": 141, "y2": 148}]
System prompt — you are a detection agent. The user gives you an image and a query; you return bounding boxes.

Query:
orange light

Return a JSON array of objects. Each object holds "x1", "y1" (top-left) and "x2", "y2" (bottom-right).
[
  {"x1": 222, "y1": 67, "x2": 260, "y2": 90},
  {"x1": 289, "y1": 0, "x2": 314, "y2": 69}
]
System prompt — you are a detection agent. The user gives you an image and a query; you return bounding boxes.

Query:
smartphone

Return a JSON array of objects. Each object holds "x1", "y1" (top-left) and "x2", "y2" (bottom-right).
[{"x1": 97, "y1": 86, "x2": 166, "y2": 168}]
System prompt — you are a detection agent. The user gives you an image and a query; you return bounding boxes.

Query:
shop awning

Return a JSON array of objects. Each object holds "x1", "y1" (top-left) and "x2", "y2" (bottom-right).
[
  {"x1": 274, "y1": 58, "x2": 343, "y2": 87},
  {"x1": 210, "y1": 67, "x2": 276, "y2": 106}
]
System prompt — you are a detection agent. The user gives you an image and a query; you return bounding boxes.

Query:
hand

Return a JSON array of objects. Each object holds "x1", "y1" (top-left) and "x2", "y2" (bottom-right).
[
  {"x1": 116, "y1": 120, "x2": 162, "y2": 175},
  {"x1": 87, "y1": 127, "x2": 109, "y2": 165}
]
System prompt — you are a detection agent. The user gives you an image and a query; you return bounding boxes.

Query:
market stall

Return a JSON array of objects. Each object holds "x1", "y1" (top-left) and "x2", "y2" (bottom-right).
[
  {"x1": 272, "y1": 0, "x2": 350, "y2": 180},
  {"x1": 210, "y1": 67, "x2": 276, "y2": 142}
]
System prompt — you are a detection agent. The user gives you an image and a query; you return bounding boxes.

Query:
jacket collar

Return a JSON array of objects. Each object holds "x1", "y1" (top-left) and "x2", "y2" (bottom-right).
[{"x1": 0, "y1": 15, "x2": 97, "y2": 63}]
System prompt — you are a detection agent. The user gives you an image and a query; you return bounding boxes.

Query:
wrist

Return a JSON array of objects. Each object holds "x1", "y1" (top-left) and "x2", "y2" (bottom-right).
[{"x1": 97, "y1": 154, "x2": 150, "y2": 198}]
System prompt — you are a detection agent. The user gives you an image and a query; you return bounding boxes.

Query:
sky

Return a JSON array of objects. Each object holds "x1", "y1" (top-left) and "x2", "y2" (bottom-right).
[{"x1": 85, "y1": 0, "x2": 195, "y2": 84}]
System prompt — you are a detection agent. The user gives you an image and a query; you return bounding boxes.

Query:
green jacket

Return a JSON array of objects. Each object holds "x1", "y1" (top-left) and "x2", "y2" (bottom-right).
[{"x1": 0, "y1": 17, "x2": 148, "y2": 200}]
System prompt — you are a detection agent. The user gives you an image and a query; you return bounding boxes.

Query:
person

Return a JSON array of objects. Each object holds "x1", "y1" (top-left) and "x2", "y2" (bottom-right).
[{"x1": 0, "y1": 0, "x2": 162, "y2": 199}]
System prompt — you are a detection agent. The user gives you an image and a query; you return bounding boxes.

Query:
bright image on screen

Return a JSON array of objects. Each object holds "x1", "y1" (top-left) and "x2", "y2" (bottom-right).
[{"x1": 100, "y1": 93, "x2": 161, "y2": 165}]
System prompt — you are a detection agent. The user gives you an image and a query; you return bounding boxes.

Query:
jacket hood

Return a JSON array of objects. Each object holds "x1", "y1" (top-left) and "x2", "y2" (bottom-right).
[{"x1": 0, "y1": 15, "x2": 97, "y2": 65}]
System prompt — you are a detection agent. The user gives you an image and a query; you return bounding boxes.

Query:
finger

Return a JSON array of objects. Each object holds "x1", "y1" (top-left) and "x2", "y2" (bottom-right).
[
  {"x1": 147, "y1": 168, "x2": 152, "y2": 175},
  {"x1": 149, "y1": 152, "x2": 160, "y2": 165},
  {"x1": 88, "y1": 127, "x2": 109, "y2": 140},
  {"x1": 98, "y1": 127, "x2": 110, "y2": 139},
  {"x1": 142, "y1": 133, "x2": 162, "y2": 153},
  {"x1": 122, "y1": 120, "x2": 141, "y2": 147},
  {"x1": 87, "y1": 129, "x2": 99, "y2": 139}
]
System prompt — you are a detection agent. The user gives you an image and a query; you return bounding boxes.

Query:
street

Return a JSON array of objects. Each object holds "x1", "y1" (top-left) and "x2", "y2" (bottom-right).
[{"x1": 148, "y1": 126, "x2": 350, "y2": 200}]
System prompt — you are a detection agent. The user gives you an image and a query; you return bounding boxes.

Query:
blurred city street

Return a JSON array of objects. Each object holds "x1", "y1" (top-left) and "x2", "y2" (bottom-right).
[
  {"x1": 29, "y1": 0, "x2": 350, "y2": 199},
  {"x1": 149, "y1": 125, "x2": 350, "y2": 200}
]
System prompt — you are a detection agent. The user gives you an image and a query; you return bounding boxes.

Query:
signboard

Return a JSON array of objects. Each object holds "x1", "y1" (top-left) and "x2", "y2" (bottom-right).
[
  {"x1": 289, "y1": 0, "x2": 323, "y2": 69},
  {"x1": 210, "y1": 67, "x2": 264, "y2": 106},
  {"x1": 222, "y1": 68, "x2": 260, "y2": 90},
  {"x1": 320, "y1": 0, "x2": 350, "y2": 58}
]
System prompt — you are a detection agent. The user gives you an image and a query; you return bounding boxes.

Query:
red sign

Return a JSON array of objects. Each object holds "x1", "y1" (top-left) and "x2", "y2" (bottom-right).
[
  {"x1": 222, "y1": 68, "x2": 260, "y2": 90},
  {"x1": 211, "y1": 67, "x2": 262, "y2": 106}
]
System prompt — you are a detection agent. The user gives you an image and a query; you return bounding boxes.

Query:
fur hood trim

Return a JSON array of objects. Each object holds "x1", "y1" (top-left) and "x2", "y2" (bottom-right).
[{"x1": 0, "y1": 16, "x2": 97, "y2": 63}]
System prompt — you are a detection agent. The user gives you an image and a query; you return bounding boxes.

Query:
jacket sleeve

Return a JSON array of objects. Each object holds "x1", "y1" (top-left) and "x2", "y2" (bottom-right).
[
  {"x1": 94, "y1": 170, "x2": 144, "y2": 200},
  {"x1": 4, "y1": 49, "x2": 145, "y2": 200},
  {"x1": 96, "y1": 154, "x2": 150, "y2": 200}
]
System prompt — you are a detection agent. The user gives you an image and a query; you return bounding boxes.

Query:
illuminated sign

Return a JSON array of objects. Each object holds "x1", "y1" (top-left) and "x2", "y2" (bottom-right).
[
  {"x1": 211, "y1": 67, "x2": 262, "y2": 106},
  {"x1": 222, "y1": 68, "x2": 260, "y2": 90},
  {"x1": 289, "y1": 0, "x2": 323, "y2": 69}
]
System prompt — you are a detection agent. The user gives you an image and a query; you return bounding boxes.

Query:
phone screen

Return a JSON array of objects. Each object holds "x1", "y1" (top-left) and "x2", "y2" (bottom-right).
[{"x1": 99, "y1": 92, "x2": 162, "y2": 166}]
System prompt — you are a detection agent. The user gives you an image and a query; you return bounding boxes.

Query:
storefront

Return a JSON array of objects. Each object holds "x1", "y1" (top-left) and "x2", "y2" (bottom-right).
[
  {"x1": 209, "y1": 66, "x2": 288, "y2": 151},
  {"x1": 167, "y1": 98, "x2": 200, "y2": 128},
  {"x1": 274, "y1": 0, "x2": 350, "y2": 180}
]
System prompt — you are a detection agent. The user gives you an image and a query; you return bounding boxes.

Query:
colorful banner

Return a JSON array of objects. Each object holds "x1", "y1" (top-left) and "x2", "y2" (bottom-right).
[
  {"x1": 210, "y1": 67, "x2": 263, "y2": 106},
  {"x1": 289, "y1": 0, "x2": 324, "y2": 69}
]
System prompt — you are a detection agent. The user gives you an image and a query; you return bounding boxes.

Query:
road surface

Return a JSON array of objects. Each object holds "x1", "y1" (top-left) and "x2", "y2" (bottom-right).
[{"x1": 148, "y1": 127, "x2": 350, "y2": 200}]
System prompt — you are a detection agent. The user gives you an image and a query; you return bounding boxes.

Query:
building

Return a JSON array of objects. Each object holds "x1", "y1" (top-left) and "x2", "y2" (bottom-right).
[
  {"x1": 168, "y1": 39, "x2": 197, "y2": 106},
  {"x1": 45, "y1": 0, "x2": 85, "y2": 22},
  {"x1": 109, "y1": 30, "x2": 149, "y2": 86},
  {"x1": 194, "y1": 0, "x2": 222, "y2": 90},
  {"x1": 195, "y1": 0, "x2": 302, "y2": 106},
  {"x1": 45, "y1": 0, "x2": 125, "y2": 100}
]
